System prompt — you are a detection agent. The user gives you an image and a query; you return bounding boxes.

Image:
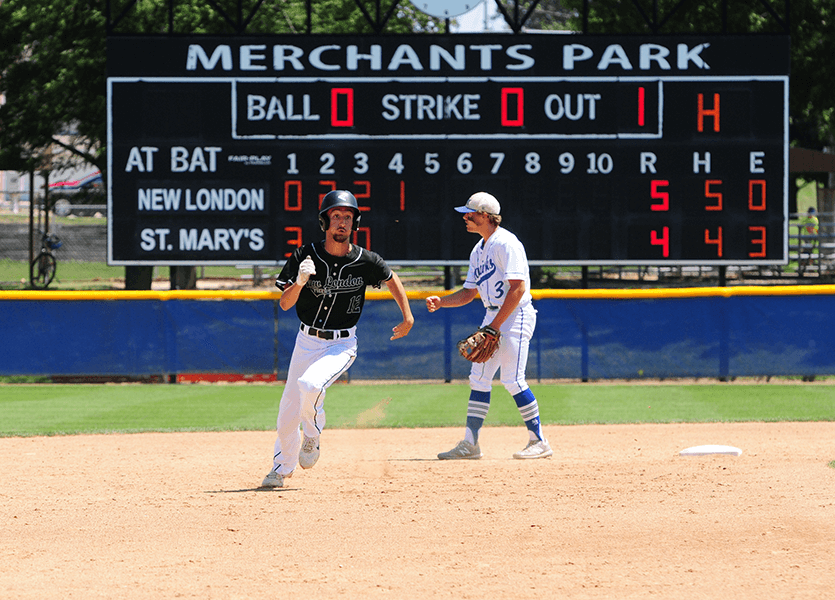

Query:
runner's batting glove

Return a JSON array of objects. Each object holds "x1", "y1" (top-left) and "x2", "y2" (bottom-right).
[{"x1": 297, "y1": 256, "x2": 316, "y2": 286}]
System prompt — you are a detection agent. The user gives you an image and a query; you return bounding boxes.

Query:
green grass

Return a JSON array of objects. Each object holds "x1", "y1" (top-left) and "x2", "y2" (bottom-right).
[
  {"x1": 0, "y1": 260, "x2": 127, "y2": 289},
  {"x1": 50, "y1": 260, "x2": 125, "y2": 283},
  {"x1": 0, "y1": 214, "x2": 107, "y2": 226},
  {"x1": 796, "y1": 177, "x2": 818, "y2": 214},
  {"x1": 1, "y1": 382, "x2": 834, "y2": 437}
]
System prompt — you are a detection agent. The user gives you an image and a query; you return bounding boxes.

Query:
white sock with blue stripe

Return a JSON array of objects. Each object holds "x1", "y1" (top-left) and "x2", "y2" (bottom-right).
[
  {"x1": 513, "y1": 388, "x2": 544, "y2": 441},
  {"x1": 464, "y1": 390, "x2": 491, "y2": 444}
]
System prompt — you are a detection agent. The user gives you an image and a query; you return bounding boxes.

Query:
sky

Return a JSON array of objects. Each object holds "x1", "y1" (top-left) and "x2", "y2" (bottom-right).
[{"x1": 451, "y1": 1, "x2": 511, "y2": 33}]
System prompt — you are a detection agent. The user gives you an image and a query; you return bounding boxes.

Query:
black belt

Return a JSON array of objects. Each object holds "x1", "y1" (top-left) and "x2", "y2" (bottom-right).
[{"x1": 300, "y1": 323, "x2": 350, "y2": 340}]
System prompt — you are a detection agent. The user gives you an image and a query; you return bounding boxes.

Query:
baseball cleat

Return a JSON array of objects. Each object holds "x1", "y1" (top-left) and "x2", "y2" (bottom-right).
[
  {"x1": 299, "y1": 435, "x2": 320, "y2": 469},
  {"x1": 513, "y1": 439, "x2": 553, "y2": 459},
  {"x1": 437, "y1": 440, "x2": 482, "y2": 460},
  {"x1": 260, "y1": 470, "x2": 292, "y2": 488}
]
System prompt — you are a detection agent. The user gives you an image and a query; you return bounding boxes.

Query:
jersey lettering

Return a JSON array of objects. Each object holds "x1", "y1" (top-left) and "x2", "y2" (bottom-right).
[
  {"x1": 473, "y1": 258, "x2": 497, "y2": 284},
  {"x1": 308, "y1": 274, "x2": 365, "y2": 296}
]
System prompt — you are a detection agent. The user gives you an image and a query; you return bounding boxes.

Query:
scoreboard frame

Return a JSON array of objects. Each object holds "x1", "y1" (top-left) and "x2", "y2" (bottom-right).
[{"x1": 106, "y1": 34, "x2": 790, "y2": 266}]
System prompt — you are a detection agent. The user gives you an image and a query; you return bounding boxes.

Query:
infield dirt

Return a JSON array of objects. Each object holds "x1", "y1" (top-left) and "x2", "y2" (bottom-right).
[{"x1": 2, "y1": 423, "x2": 834, "y2": 599}]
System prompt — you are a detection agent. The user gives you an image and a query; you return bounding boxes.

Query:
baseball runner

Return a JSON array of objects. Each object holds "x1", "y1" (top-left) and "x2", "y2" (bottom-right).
[
  {"x1": 261, "y1": 190, "x2": 414, "y2": 488},
  {"x1": 426, "y1": 192, "x2": 552, "y2": 460}
]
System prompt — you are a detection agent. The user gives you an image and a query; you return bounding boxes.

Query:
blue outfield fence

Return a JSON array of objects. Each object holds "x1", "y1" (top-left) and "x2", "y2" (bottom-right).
[{"x1": 2, "y1": 287, "x2": 835, "y2": 380}]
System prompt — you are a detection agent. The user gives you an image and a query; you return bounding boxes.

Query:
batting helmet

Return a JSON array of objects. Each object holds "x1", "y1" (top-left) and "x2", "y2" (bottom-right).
[{"x1": 319, "y1": 190, "x2": 361, "y2": 231}]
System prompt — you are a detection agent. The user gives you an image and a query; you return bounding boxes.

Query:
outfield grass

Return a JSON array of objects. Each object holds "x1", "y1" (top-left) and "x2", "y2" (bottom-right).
[
  {"x1": 0, "y1": 259, "x2": 122, "y2": 289},
  {"x1": 1, "y1": 382, "x2": 834, "y2": 437}
]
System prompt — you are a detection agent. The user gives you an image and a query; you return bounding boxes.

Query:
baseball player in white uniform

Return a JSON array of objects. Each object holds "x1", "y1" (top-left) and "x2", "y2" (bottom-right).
[
  {"x1": 261, "y1": 190, "x2": 414, "y2": 488},
  {"x1": 426, "y1": 192, "x2": 552, "y2": 460}
]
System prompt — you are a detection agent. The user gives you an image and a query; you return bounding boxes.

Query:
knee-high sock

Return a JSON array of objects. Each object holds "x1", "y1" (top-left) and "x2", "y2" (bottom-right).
[
  {"x1": 464, "y1": 390, "x2": 491, "y2": 444},
  {"x1": 513, "y1": 388, "x2": 544, "y2": 441}
]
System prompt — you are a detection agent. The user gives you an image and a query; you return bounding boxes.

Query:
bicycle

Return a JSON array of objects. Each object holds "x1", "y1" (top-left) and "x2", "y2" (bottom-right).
[{"x1": 30, "y1": 231, "x2": 62, "y2": 288}]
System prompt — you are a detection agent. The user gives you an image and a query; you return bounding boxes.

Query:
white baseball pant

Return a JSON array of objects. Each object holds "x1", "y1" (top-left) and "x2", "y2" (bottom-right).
[
  {"x1": 469, "y1": 302, "x2": 537, "y2": 396},
  {"x1": 271, "y1": 327, "x2": 357, "y2": 475}
]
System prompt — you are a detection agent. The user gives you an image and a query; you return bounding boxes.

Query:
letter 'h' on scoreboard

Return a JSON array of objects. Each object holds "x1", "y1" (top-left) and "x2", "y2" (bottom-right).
[{"x1": 107, "y1": 34, "x2": 789, "y2": 266}]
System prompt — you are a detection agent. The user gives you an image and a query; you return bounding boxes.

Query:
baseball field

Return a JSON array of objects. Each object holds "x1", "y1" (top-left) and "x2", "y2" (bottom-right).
[{"x1": 1, "y1": 380, "x2": 834, "y2": 599}]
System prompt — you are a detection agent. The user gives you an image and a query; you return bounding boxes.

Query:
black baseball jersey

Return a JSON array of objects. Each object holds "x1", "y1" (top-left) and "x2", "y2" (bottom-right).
[{"x1": 276, "y1": 242, "x2": 392, "y2": 330}]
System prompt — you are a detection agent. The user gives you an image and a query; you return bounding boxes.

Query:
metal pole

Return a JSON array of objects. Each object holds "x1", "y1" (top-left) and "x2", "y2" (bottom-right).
[
  {"x1": 43, "y1": 172, "x2": 49, "y2": 238},
  {"x1": 28, "y1": 170, "x2": 35, "y2": 272}
]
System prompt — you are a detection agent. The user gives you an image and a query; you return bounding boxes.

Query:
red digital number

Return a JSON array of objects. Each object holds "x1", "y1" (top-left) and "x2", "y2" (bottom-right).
[
  {"x1": 318, "y1": 181, "x2": 337, "y2": 209},
  {"x1": 749, "y1": 180, "x2": 766, "y2": 211},
  {"x1": 501, "y1": 88, "x2": 524, "y2": 127},
  {"x1": 650, "y1": 180, "x2": 669, "y2": 211},
  {"x1": 697, "y1": 92, "x2": 720, "y2": 132},
  {"x1": 650, "y1": 227, "x2": 669, "y2": 257},
  {"x1": 400, "y1": 180, "x2": 405, "y2": 211},
  {"x1": 284, "y1": 181, "x2": 302, "y2": 211},
  {"x1": 331, "y1": 88, "x2": 354, "y2": 127},
  {"x1": 749, "y1": 226, "x2": 766, "y2": 257},
  {"x1": 353, "y1": 227, "x2": 371, "y2": 250},
  {"x1": 704, "y1": 227, "x2": 723, "y2": 257},
  {"x1": 704, "y1": 180, "x2": 722, "y2": 211},
  {"x1": 283, "y1": 226, "x2": 302, "y2": 257},
  {"x1": 352, "y1": 180, "x2": 371, "y2": 212},
  {"x1": 637, "y1": 86, "x2": 645, "y2": 127}
]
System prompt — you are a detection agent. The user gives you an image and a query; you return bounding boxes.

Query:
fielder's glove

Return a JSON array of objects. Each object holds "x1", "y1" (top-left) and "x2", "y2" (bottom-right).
[{"x1": 457, "y1": 326, "x2": 501, "y2": 363}]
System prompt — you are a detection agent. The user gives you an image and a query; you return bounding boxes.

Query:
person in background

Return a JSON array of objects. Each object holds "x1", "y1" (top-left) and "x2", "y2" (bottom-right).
[{"x1": 800, "y1": 207, "x2": 819, "y2": 269}]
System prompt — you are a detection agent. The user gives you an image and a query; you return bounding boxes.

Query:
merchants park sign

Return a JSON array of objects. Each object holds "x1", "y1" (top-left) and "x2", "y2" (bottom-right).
[{"x1": 107, "y1": 34, "x2": 789, "y2": 266}]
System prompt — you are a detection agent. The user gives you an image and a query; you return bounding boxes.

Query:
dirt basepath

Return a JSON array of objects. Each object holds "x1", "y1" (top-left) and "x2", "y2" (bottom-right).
[{"x1": 2, "y1": 423, "x2": 834, "y2": 599}]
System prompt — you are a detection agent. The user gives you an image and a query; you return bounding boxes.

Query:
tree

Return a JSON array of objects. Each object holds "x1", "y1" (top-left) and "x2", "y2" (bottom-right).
[
  {"x1": 0, "y1": 0, "x2": 107, "y2": 174},
  {"x1": 107, "y1": 0, "x2": 441, "y2": 34},
  {"x1": 514, "y1": 0, "x2": 576, "y2": 30},
  {"x1": 787, "y1": 0, "x2": 835, "y2": 158},
  {"x1": 4, "y1": 0, "x2": 831, "y2": 181},
  {"x1": 520, "y1": 0, "x2": 835, "y2": 165},
  {"x1": 0, "y1": 0, "x2": 442, "y2": 179}
]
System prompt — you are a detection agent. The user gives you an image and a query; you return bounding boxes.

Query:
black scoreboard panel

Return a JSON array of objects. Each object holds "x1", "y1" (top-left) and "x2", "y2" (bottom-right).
[{"x1": 107, "y1": 35, "x2": 789, "y2": 265}]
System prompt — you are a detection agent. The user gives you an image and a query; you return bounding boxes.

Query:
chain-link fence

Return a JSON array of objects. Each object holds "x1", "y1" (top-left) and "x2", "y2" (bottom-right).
[{"x1": 1, "y1": 194, "x2": 116, "y2": 289}]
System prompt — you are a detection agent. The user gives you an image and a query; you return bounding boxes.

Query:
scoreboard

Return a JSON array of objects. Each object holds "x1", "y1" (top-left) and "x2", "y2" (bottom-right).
[{"x1": 106, "y1": 34, "x2": 789, "y2": 266}]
